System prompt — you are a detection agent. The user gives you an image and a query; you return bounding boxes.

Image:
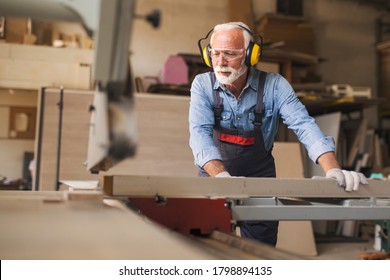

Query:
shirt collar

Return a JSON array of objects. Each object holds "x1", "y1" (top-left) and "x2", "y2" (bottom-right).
[{"x1": 246, "y1": 67, "x2": 258, "y2": 91}]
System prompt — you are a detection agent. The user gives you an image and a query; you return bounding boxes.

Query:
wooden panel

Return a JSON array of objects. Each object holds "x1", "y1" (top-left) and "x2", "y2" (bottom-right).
[
  {"x1": 38, "y1": 89, "x2": 96, "y2": 190},
  {"x1": 273, "y1": 142, "x2": 317, "y2": 256},
  {"x1": 0, "y1": 43, "x2": 92, "y2": 90},
  {"x1": 277, "y1": 221, "x2": 317, "y2": 256},
  {"x1": 60, "y1": 91, "x2": 96, "y2": 182},
  {"x1": 38, "y1": 90, "x2": 61, "y2": 190},
  {"x1": 0, "y1": 106, "x2": 9, "y2": 138},
  {"x1": 273, "y1": 142, "x2": 304, "y2": 178}
]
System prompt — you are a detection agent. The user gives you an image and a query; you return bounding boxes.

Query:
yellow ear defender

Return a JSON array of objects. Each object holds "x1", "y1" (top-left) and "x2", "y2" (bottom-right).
[
  {"x1": 202, "y1": 44, "x2": 212, "y2": 67},
  {"x1": 197, "y1": 24, "x2": 263, "y2": 68}
]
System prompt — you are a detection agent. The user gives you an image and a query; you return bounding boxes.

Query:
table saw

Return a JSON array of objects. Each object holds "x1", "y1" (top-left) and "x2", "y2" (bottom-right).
[{"x1": 1, "y1": 176, "x2": 389, "y2": 259}]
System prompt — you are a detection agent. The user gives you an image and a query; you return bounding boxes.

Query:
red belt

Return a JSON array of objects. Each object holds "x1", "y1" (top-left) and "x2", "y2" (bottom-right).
[{"x1": 219, "y1": 133, "x2": 254, "y2": 146}]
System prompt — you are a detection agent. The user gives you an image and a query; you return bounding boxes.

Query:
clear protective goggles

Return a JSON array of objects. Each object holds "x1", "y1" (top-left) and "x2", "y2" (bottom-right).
[{"x1": 209, "y1": 48, "x2": 245, "y2": 61}]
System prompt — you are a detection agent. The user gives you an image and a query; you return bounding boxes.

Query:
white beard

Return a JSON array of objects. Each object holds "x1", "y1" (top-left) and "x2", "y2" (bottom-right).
[{"x1": 214, "y1": 64, "x2": 247, "y2": 85}]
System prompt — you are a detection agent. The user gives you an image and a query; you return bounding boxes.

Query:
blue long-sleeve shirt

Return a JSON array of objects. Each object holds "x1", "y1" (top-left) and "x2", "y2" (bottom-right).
[{"x1": 189, "y1": 67, "x2": 335, "y2": 169}]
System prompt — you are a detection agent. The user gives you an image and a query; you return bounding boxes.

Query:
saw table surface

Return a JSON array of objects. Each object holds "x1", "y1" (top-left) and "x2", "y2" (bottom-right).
[{"x1": 0, "y1": 191, "x2": 217, "y2": 260}]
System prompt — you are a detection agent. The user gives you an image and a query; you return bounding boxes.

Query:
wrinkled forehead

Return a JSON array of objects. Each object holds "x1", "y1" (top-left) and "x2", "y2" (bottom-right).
[{"x1": 210, "y1": 28, "x2": 245, "y2": 49}]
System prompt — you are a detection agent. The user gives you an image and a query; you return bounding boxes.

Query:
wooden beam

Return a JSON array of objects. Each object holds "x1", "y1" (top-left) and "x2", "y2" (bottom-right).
[{"x1": 102, "y1": 175, "x2": 390, "y2": 199}]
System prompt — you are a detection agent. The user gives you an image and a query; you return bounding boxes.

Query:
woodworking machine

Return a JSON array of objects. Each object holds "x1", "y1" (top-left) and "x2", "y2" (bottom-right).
[{"x1": 104, "y1": 176, "x2": 390, "y2": 233}]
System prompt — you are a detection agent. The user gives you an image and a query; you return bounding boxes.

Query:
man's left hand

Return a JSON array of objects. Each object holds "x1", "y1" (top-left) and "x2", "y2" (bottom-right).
[{"x1": 326, "y1": 168, "x2": 368, "y2": 191}]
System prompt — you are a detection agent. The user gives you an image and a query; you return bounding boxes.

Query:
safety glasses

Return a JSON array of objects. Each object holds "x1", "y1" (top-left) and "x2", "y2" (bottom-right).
[{"x1": 209, "y1": 48, "x2": 245, "y2": 61}]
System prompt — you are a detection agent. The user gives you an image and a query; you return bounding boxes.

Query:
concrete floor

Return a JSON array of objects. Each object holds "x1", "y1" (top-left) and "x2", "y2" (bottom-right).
[{"x1": 314, "y1": 239, "x2": 376, "y2": 260}]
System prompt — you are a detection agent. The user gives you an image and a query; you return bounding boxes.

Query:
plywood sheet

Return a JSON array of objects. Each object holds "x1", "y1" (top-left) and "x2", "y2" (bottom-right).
[
  {"x1": 272, "y1": 142, "x2": 317, "y2": 256},
  {"x1": 276, "y1": 221, "x2": 317, "y2": 256},
  {"x1": 273, "y1": 142, "x2": 304, "y2": 178}
]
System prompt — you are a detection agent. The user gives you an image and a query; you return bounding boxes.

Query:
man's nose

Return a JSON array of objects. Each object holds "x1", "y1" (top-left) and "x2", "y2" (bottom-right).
[{"x1": 214, "y1": 54, "x2": 228, "y2": 65}]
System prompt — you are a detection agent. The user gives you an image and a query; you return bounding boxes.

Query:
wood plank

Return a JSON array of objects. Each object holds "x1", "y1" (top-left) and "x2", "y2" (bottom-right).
[
  {"x1": 0, "y1": 59, "x2": 91, "y2": 90},
  {"x1": 103, "y1": 175, "x2": 390, "y2": 199},
  {"x1": 0, "y1": 191, "x2": 217, "y2": 260}
]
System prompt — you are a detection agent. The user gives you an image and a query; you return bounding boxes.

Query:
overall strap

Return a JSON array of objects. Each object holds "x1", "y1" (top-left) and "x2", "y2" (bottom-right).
[
  {"x1": 210, "y1": 72, "x2": 223, "y2": 125},
  {"x1": 254, "y1": 71, "x2": 267, "y2": 127}
]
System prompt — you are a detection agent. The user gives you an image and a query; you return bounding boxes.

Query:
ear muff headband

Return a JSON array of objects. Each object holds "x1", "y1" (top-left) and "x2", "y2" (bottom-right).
[
  {"x1": 197, "y1": 28, "x2": 214, "y2": 67},
  {"x1": 198, "y1": 25, "x2": 263, "y2": 67}
]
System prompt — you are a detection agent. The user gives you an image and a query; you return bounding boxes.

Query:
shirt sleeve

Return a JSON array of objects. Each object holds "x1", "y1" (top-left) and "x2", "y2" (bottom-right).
[
  {"x1": 188, "y1": 74, "x2": 222, "y2": 168},
  {"x1": 274, "y1": 74, "x2": 336, "y2": 163}
]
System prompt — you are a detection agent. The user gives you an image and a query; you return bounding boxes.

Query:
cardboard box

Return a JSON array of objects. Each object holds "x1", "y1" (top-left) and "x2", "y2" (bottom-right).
[{"x1": 5, "y1": 18, "x2": 28, "y2": 44}]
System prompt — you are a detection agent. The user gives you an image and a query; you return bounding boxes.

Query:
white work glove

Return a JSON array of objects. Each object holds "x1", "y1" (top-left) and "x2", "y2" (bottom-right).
[
  {"x1": 325, "y1": 168, "x2": 368, "y2": 192},
  {"x1": 215, "y1": 171, "x2": 231, "y2": 178},
  {"x1": 215, "y1": 171, "x2": 244, "y2": 178}
]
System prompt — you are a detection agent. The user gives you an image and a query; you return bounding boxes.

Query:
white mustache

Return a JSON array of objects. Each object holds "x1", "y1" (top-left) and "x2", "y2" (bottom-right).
[{"x1": 214, "y1": 66, "x2": 235, "y2": 72}]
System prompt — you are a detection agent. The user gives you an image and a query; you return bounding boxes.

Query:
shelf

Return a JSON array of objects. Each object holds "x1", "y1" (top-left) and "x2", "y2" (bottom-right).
[{"x1": 299, "y1": 95, "x2": 383, "y2": 116}]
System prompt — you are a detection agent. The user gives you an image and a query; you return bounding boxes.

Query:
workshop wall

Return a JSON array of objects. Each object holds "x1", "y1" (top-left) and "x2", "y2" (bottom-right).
[{"x1": 131, "y1": 0, "x2": 228, "y2": 79}]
